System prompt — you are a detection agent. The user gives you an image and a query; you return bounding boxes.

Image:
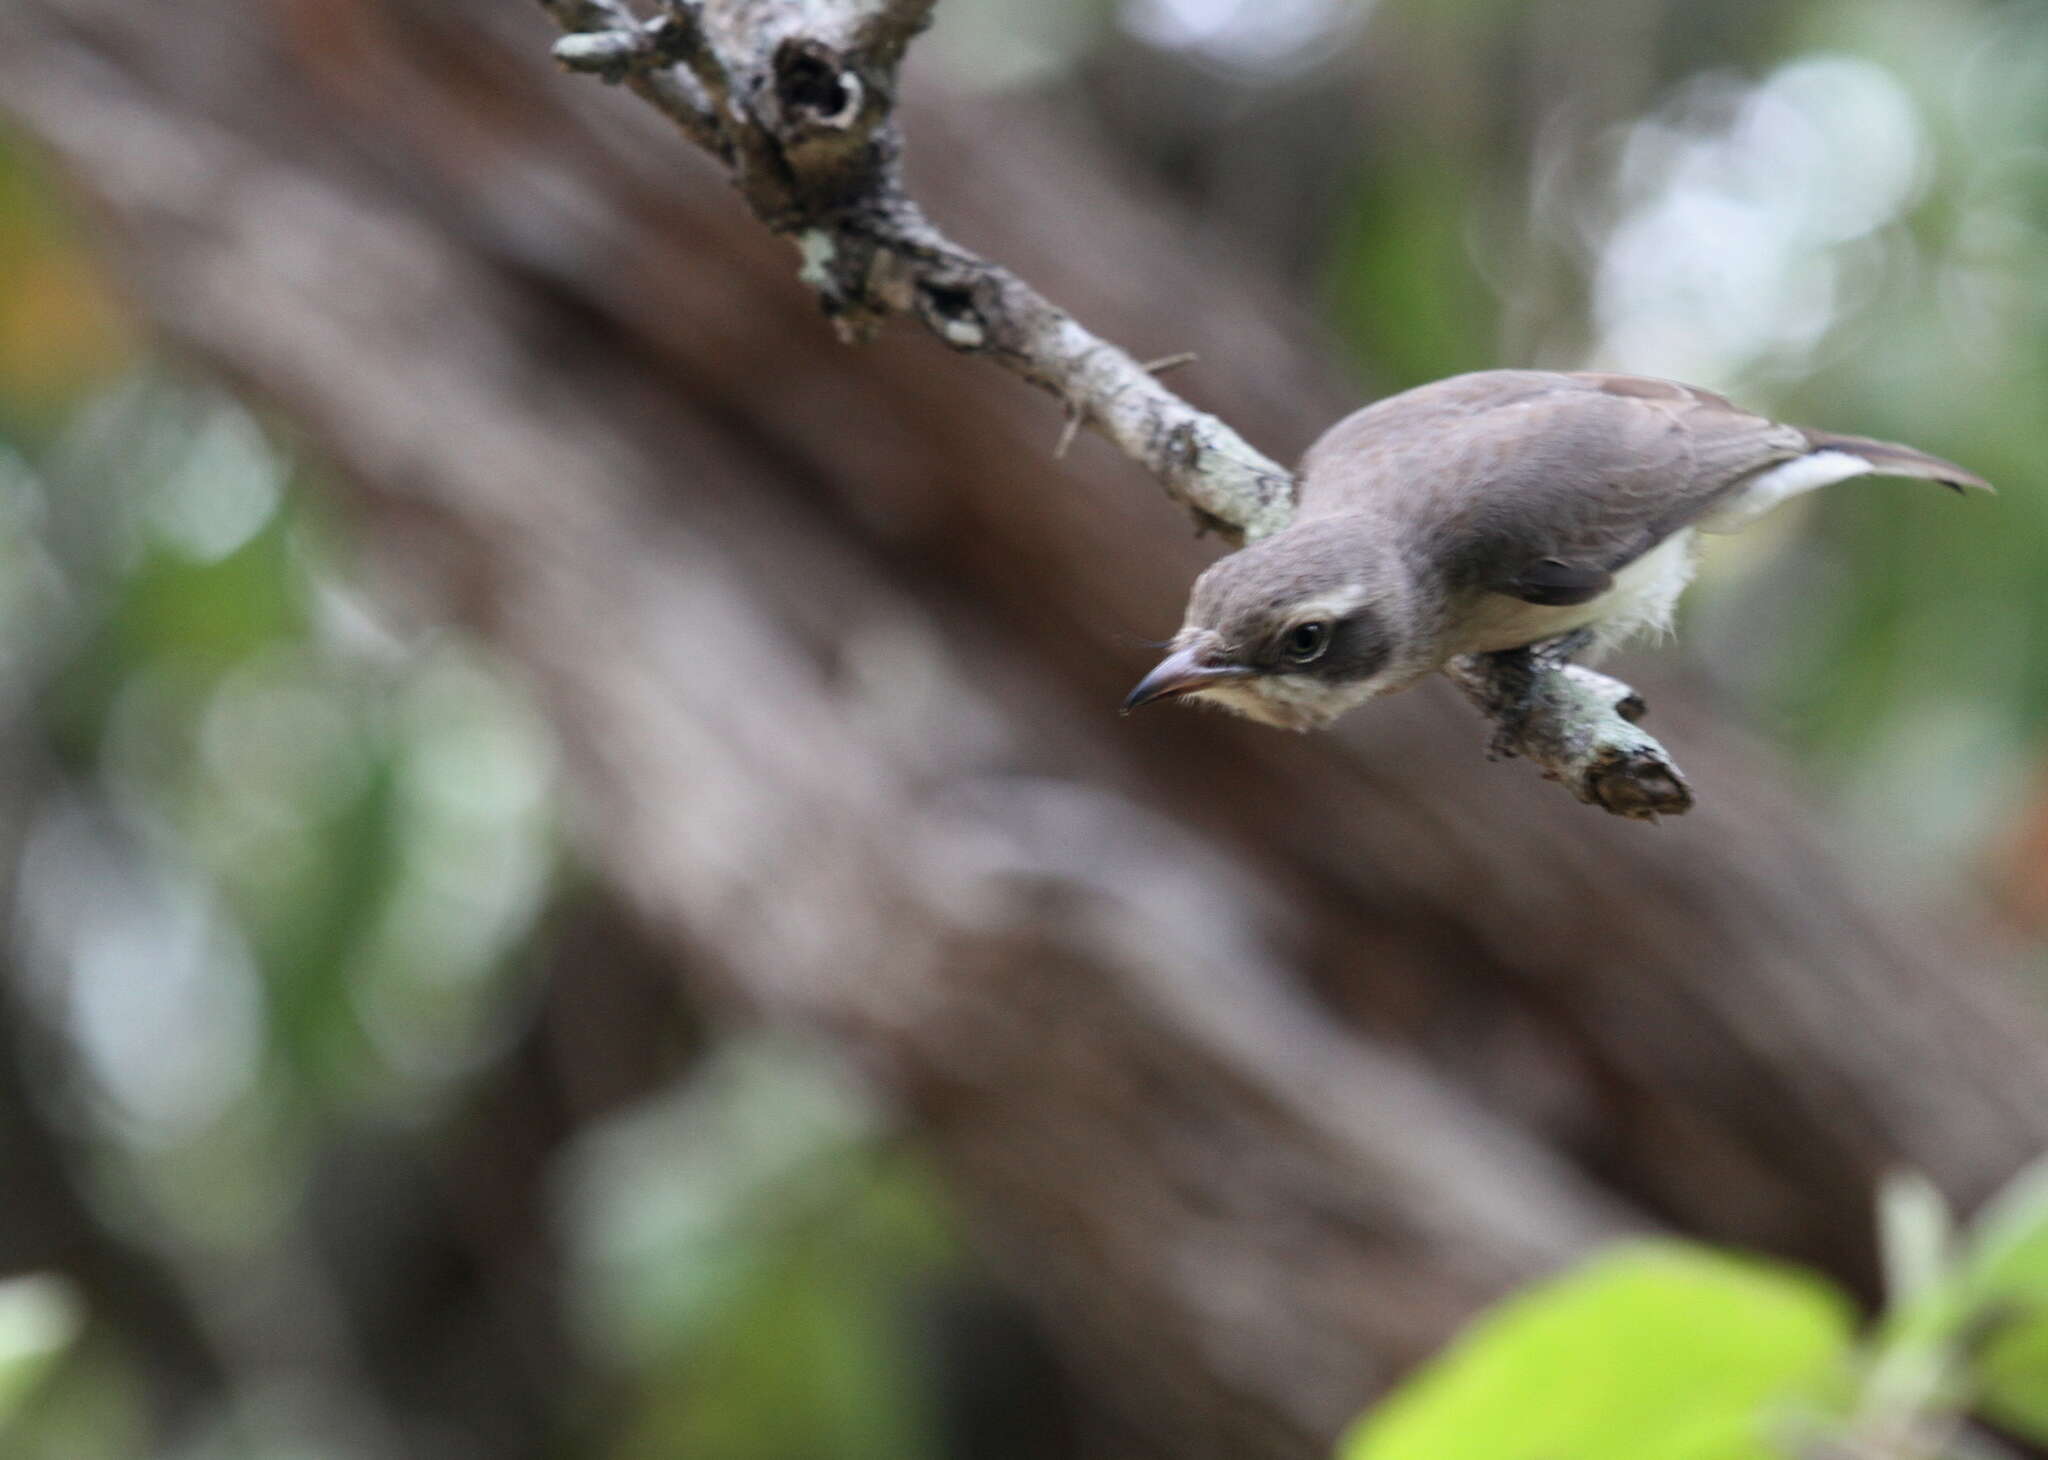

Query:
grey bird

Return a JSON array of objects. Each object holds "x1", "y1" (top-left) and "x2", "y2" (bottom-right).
[{"x1": 1124, "y1": 370, "x2": 1989, "y2": 731}]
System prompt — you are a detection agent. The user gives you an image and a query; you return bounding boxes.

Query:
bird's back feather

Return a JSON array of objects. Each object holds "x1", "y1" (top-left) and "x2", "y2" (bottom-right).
[{"x1": 1296, "y1": 371, "x2": 1988, "y2": 600}]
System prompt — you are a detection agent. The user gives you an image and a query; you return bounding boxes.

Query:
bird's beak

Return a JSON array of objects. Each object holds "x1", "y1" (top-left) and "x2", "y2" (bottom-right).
[{"x1": 1121, "y1": 645, "x2": 1250, "y2": 714}]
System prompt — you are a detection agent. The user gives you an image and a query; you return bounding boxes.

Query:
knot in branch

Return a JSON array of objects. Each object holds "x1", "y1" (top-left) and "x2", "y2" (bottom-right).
[
  {"x1": 772, "y1": 39, "x2": 864, "y2": 131},
  {"x1": 914, "y1": 278, "x2": 991, "y2": 349}
]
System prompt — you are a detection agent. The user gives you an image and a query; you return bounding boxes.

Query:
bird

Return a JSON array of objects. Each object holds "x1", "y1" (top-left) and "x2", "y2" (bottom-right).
[{"x1": 1122, "y1": 369, "x2": 1989, "y2": 732}]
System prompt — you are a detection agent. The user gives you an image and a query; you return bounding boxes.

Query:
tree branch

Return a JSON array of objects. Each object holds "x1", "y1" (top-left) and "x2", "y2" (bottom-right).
[
  {"x1": 542, "y1": 0, "x2": 1293, "y2": 540},
  {"x1": 539, "y1": 0, "x2": 1694, "y2": 816},
  {"x1": 1445, "y1": 653, "x2": 1694, "y2": 820}
]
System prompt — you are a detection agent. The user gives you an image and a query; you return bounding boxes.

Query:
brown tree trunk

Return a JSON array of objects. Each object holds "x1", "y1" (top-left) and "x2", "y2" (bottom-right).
[{"x1": 5, "y1": 2, "x2": 2047, "y2": 1455}]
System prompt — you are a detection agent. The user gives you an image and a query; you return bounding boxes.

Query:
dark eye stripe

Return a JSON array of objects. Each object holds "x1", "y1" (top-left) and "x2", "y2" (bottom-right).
[{"x1": 1293, "y1": 615, "x2": 1390, "y2": 682}]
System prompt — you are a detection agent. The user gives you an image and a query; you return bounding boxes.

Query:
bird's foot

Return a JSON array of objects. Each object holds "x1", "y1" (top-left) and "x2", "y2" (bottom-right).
[{"x1": 1483, "y1": 631, "x2": 1609, "y2": 759}]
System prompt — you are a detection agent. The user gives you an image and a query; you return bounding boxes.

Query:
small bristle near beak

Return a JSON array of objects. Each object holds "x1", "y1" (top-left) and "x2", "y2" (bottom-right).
[{"x1": 1121, "y1": 645, "x2": 1249, "y2": 714}]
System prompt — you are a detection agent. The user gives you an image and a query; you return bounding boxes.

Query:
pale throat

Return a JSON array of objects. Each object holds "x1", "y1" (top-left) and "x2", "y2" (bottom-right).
[{"x1": 1187, "y1": 673, "x2": 1388, "y2": 732}]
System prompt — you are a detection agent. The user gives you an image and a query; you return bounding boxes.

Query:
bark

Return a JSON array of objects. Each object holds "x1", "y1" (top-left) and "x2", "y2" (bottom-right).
[{"x1": 4, "y1": 2, "x2": 2048, "y2": 1455}]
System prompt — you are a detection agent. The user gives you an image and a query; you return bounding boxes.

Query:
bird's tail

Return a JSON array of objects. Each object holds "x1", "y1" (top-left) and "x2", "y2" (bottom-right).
[{"x1": 1798, "y1": 430, "x2": 1993, "y2": 494}]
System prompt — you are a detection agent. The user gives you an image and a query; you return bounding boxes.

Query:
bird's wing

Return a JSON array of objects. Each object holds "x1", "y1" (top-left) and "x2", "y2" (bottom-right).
[{"x1": 1297, "y1": 370, "x2": 1987, "y2": 607}]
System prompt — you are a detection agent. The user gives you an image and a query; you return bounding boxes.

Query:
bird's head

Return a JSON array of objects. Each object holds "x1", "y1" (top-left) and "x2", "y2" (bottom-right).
[{"x1": 1122, "y1": 518, "x2": 1424, "y2": 731}]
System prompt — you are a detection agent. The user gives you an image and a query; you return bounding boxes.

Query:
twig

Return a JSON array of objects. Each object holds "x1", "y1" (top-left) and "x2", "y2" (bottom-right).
[
  {"x1": 1053, "y1": 407, "x2": 1083, "y2": 460},
  {"x1": 535, "y1": 0, "x2": 1693, "y2": 816},
  {"x1": 546, "y1": 0, "x2": 729, "y2": 159},
  {"x1": 541, "y1": 0, "x2": 1293, "y2": 541}
]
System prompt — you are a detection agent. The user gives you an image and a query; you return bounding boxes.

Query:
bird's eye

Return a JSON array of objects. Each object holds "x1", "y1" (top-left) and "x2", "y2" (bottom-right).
[{"x1": 1283, "y1": 621, "x2": 1330, "y2": 663}]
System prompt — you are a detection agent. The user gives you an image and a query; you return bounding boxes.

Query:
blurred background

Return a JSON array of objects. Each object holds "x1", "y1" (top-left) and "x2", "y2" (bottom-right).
[{"x1": 1, "y1": 0, "x2": 2047, "y2": 1457}]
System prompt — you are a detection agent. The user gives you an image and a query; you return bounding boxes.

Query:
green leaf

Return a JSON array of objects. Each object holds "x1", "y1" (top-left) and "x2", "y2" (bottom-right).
[
  {"x1": 1964, "y1": 1154, "x2": 2048, "y2": 1302},
  {"x1": 1978, "y1": 1317, "x2": 2048, "y2": 1445},
  {"x1": 1959, "y1": 1155, "x2": 2048, "y2": 1444},
  {"x1": 1338, "y1": 1242, "x2": 1855, "y2": 1460}
]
